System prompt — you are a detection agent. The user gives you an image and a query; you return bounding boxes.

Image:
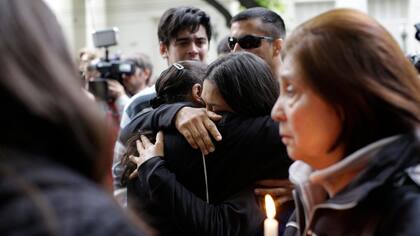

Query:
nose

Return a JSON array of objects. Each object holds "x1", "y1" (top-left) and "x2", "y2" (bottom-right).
[
  {"x1": 232, "y1": 43, "x2": 243, "y2": 52},
  {"x1": 271, "y1": 97, "x2": 286, "y2": 122},
  {"x1": 188, "y1": 42, "x2": 199, "y2": 56}
]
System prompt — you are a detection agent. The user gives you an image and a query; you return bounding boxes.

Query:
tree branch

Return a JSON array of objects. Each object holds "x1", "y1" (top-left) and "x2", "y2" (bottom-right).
[
  {"x1": 238, "y1": 0, "x2": 261, "y2": 8},
  {"x1": 202, "y1": 0, "x2": 233, "y2": 28}
]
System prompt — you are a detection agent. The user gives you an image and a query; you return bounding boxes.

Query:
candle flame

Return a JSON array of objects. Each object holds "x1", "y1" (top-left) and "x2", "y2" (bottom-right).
[{"x1": 265, "y1": 194, "x2": 276, "y2": 219}]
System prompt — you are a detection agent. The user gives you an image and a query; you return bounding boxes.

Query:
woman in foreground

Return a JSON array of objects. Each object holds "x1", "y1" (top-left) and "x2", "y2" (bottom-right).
[{"x1": 0, "y1": 0, "x2": 149, "y2": 235}]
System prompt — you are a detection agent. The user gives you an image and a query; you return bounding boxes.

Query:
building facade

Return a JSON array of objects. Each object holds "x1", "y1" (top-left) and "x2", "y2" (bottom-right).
[{"x1": 44, "y1": 0, "x2": 420, "y2": 72}]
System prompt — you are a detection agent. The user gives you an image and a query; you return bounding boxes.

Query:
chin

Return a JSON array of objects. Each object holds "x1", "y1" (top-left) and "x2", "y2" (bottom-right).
[{"x1": 286, "y1": 148, "x2": 297, "y2": 161}]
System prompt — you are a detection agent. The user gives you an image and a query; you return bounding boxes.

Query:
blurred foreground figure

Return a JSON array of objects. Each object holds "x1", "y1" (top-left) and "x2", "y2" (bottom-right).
[{"x1": 0, "y1": 0, "x2": 150, "y2": 235}]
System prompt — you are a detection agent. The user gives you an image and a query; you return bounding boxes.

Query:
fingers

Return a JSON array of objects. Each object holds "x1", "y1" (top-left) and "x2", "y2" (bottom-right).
[
  {"x1": 189, "y1": 123, "x2": 211, "y2": 155},
  {"x1": 128, "y1": 169, "x2": 138, "y2": 180},
  {"x1": 207, "y1": 110, "x2": 223, "y2": 121},
  {"x1": 194, "y1": 120, "x2": 215, "y2": 155},
  {"x1": 203, "y1": 118, "x2": 222, "y2": 141},
  {"x1": 175, "y1": 107, "x2": 221, "y2": 154},
  {"x1": 140, "y1": 135, "x2": 152, "y2": 148},
  {"x1": 136, "y1": 140, "x2": 144, "y2": 153},
  {"x1": 178, "y1": 125, "x2": 199, "y2": 149},
  {"x1": 107, "y1": 80, "x2": 125, "y2": 97},
  {"x1": 129, "y1": 155, "x2": 140, "y2": 165},
  {"x1": 155, "y1": 131, "x2": 164, "y2": 146},
  {"x1": 254, "y1": 187, "x2": 293, "y2": 197}
]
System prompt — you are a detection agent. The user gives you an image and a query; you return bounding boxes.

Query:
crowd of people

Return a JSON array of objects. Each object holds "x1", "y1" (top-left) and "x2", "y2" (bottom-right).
[{"x1": 1, "y1": 0, "x2": 419, "y2": 236}]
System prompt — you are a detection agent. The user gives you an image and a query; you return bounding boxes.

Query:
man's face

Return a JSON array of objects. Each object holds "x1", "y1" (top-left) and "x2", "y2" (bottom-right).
[
  {"x1": 122, "y1": 67, "x2": 148, "y2": 96},
  {"x1": 230, "y1": 18, "x2": 277, "y2": 70},
  {"x1": 160, "y1": 25, "x2": 209, "y2": 64}
]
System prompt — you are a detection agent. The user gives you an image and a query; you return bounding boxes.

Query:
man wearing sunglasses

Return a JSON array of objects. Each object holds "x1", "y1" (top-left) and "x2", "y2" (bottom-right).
[
  {"x1": 229, "y1": 7, "x2": 285, "y2": 78},
  {"x1": 160, "y1": 7, "x2": 287, "y2": 155}
]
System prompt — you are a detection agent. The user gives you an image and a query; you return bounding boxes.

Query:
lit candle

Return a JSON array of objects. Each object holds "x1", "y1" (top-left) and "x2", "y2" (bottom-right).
[{"x1": 264, "y1": 194, "x2": 278, "y2": 236}]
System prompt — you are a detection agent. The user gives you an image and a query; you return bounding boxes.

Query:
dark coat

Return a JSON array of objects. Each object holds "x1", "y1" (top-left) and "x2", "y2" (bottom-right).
[
  {"x1": 124, "y1": 103, "x2": 293, "y2": 235},
  {"x1": 0, "y1": 150, "x2": 148, "y2": 236},
  {"x1": 284, "y1": 132, "x2": 420, "y2": 236}
]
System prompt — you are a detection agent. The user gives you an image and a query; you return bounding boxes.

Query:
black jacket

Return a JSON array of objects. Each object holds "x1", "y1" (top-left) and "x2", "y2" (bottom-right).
[
  {"x1": 0, "y1": 150, "x2": 148, "y2": 236},
  {"x1": 124, "y1": 103, "x2": 292, "y2": 235},
  {"x1": 284, "y1": 132, "x2": 420, "y2": 236}
]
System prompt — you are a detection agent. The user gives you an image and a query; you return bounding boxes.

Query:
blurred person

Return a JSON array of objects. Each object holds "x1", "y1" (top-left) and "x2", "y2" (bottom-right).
[
  {"x1": 123, "y1": 52, "x2": 292, "y2": 235},
  {"x1": 0, "y1": 0, "x2": 150, "y2": 235},
  {"x1": 108, "y1": 53, "x2": 154, "y2": 118},
  {"x1": 122, "y1": 53, "x2": 153, "y2": 97},
  {"x1": 113, "y1": 6, "x2": 212, "y2": 204},
  {"x1": 216, "y1": 36, "x2": 231, "y2": 56},
  {"x1": 78, "y1": 47, "x2": 98, "y2": 87},
  {"x1": 270, "y1": 9, "x2": 420, "y2": 236}
]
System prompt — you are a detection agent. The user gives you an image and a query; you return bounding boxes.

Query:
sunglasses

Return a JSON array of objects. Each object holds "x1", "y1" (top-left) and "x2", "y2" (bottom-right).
[{"x1": 228, "y1": 35, "x2": 274, "y2": 50}]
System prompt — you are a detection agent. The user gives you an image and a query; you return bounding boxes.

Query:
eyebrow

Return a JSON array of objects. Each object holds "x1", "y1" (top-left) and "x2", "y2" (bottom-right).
[
  {"x1": 176, "y1": 36, "x2": 207, "y2": 41},
  {"x1": 175, "y1": 37, "x2": 191, "y2": 42}
]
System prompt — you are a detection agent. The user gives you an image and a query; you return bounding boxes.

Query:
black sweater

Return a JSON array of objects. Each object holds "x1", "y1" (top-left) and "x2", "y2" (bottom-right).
[{"x1": 123, "y1": 103, "x2": 292, "y2": 235}]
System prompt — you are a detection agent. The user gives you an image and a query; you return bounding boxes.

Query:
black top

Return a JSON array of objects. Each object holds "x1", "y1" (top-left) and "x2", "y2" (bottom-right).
[
  {"x1": 123, "y1": 103, "x2": 292, "y2": 235},
  {"x1": 0, "y1": 150, "x2": 149, "y2": 236}
]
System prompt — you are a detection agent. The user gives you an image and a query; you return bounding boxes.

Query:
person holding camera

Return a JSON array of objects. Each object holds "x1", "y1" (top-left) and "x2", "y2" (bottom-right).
[{"x1": 108, "y1": 53, "x2": 154, "y2": 119}]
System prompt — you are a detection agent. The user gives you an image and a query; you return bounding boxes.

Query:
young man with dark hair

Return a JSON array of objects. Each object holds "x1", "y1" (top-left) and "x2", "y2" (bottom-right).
[
  {"x1": 113, "y1": 6, "x2": 212, "y2": 206},
  {"x1": 119, "y1": 6, "x2": 212, "y2": 128},
  {"x1": 158, "y1": 6, "x2": 211, "y2": 64}
]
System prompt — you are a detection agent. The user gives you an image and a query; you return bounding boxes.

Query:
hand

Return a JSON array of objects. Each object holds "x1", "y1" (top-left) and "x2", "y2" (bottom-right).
[
  {"x1": 254, "y1": 179, "x2": 294, "y2": 204},
  {"x1": 175, "y1": 107, "x2": 223, "y2": 155},
  {"x1": 128, "y1": 131, "x2": 164, "y2": 173},
  {"x1": 107, "y1": 79, "x2": 126, "y2": 99}
]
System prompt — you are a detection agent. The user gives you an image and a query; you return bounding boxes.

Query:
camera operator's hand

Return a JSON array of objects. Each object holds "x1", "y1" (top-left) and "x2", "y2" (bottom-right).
[
  {"x1": 175, "y1": 107, "x2": 222, "y2": 155},
  {"x1": 107, "y1": 79, "x2": 127, "y2": 99}
]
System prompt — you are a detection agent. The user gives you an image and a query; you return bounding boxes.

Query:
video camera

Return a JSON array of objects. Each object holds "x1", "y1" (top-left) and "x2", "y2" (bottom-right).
[{"x1": 89, "y1": 28, "x2": 136, "y2": 100}]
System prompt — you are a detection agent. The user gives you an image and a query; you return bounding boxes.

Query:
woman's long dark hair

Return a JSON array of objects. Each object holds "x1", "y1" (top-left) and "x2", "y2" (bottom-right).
[
  {"x1": 0, "y1": 0, "x2": 110, "y2": 182},
  {"x1": 206, "y1": 52, "x2": 279, "y2": 116}
]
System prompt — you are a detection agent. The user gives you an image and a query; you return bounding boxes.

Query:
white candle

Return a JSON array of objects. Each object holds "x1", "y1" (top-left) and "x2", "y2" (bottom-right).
[{"x1": 264, "y1": 194, "x2": 278, "y2": 236}]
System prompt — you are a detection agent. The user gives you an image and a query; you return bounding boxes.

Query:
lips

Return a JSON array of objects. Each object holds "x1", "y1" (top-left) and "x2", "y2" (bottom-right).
[{"x1": 280, "y1": 134, "x2": 292, "y2": 145}]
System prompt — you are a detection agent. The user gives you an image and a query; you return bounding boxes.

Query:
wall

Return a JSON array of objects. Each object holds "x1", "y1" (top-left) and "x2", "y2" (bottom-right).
[{"x1": 44, "y1": 0, "x2": 420, "y2": 72}]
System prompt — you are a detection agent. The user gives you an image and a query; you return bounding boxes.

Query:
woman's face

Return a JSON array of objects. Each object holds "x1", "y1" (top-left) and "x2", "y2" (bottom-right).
[
  {"x1": 201, "y1": 80, "x2": 233, "y2": 113},
  {"x1": 271, "y1": 55, "x2": 345, "y2": 170}
]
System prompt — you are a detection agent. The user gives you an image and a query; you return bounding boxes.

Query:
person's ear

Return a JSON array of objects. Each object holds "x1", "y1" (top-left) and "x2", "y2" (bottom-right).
[
  {"x1": 160, "y1": 42, "x2": 168, "y2": 59},
  {"x1": 273, "y1": 38, "x2": 283, "y2": 57},
  {"x1": 143, "y1": 68, "x2": 151, "y2": 80},
  {"x1": 191, "y1": 83, "x2": 202, "y2": 103}
]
